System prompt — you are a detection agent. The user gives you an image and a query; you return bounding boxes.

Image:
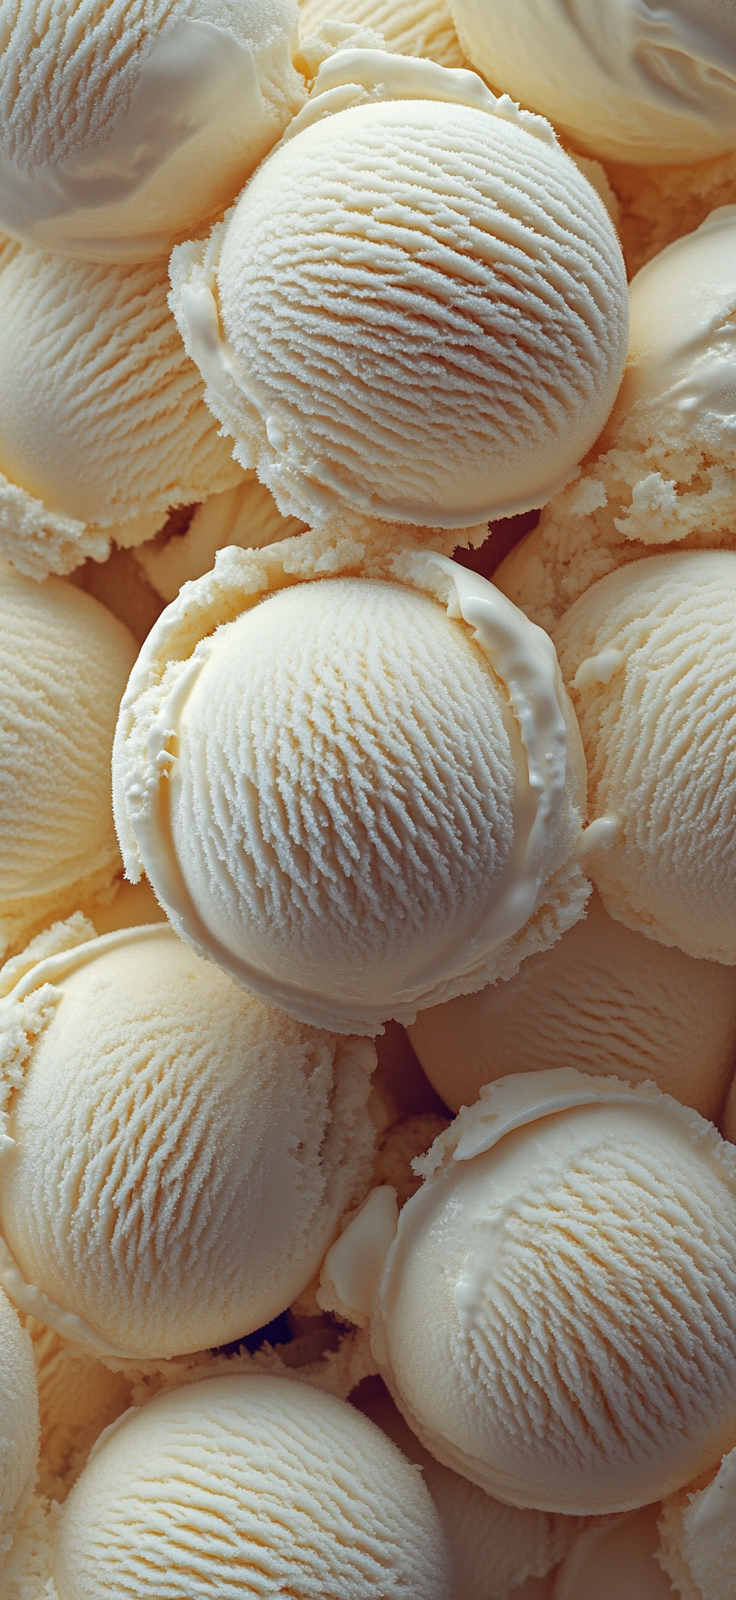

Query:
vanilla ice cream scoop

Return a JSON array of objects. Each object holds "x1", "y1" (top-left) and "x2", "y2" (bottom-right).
[
  {"x1": 0, "y1": 923, "x2": 376, "y2": 1359},
  {"x1": 448, "y1": 0, "x2": 736, "y2": 165},
  {"x1": 53, "y1": 1375, "x2": 453, "y2": 1599},
  {"x1": 0, "y1": 0, "x2": 305, "y2": 262},
  {"x1": 0, "y1": 1289, "x2": 39, "y2": 1555},
  {"x1": 0, "y1": 240, "x2": 244, "y2": 579},
  {"x1": 326, "y1": 1070, "x2": 736, "y2": 1514},
  {"x1": 171, "y1": 50, "x2": 628, "y2": 531},
  {"x1": 658, "y1": 1445, "x2": 736, "y2": 1600},
  {"x1": 299, "y1": 0, "x2": 467, "y2": 68},
  {"x1": 134, "y1": 477, "x2": 306, "y2": 603},
  {"x1": 0, "y1": 563, "x2": 137, "y2": 961},
  {"x1": 409, "y1": 890, "x2": 736, "y2": 1120},
  {"x1": 113, "y1": 543, "x2": 590, "y2": 1034},
  {"x1": 554, "y1": 550, "x2": 736, "y2": 964},
  {"x1": 26, "y1": 1319, "x2": 132, "y2": 1501},
  {"x1": 353, "y1": 1378, "x2": 579, "y2": 1600},
  {"x1": 551, "y1": 1507, "x2": 672, "y2": 1600}
]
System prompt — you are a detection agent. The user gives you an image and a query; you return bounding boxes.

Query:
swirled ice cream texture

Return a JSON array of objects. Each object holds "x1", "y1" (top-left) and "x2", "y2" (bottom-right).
[
  {"x1": 366, "y1": 1071, "x2": 736, "y2": 1515},
  {"x1": 0, "y1": 0, "x2": 305, "y2": 261},
  {"x1": 112, "y1": 553, "x2": 588, "y2": 1033},
  {"x1": 0, "y1": 924, "x2": 375, "y2": 1359},
  {"x1": 170, "y1": 53, "x2": 628, "y2": 530},
  {"x1": 448, "y1": 0, "x2": 736, "y2": 164}
]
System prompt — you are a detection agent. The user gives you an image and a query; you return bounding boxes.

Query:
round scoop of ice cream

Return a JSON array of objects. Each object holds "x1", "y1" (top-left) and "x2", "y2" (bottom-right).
[
  {"x1": 26, "y1": 1319, "x2": 132, "y2": 1502},
  {"x1": 554, "y1": 550, "x2": 736, "y2": 965},
  {"x1": 0, "y1": 924, "x2": 375, "y2": 1359},
  {"x1": 409, "y1": 890, "x2": 736, "y2": 1119},
  {"x1": 171, "y1": 51, "x2": 628, "y2": 531},
  {"x1": 551, "y1": 1506, "x2": 672, "y2": 1600},
  {"x1": 658, "y1": 1445, "x2": 736, "y2": 1600},
  {"x1": 0, "y1": 563, "x2": 137, "y2": 961},
  {"x1": 448, "y1": 0, "x2": 736, "y2": 165},
  {"x1": 299, "y1": 0, "x2": 467, "y2": 68},
  {"x1": 0, "y1": 239, "x2": 244, "y2": 580},
  {"x1": 358, "y1": 1070, "x2": 736, "y2": 1514},
  {"x1": 0, "y1": 0, "x2": 305, "y2": 262},
  {"x1": 353, "y1": 1377, "x2": 579, "y2": 1600},
  {"x1": 53, "y1": 1375, "x2": 453, "y2": 1600},
  {"x1": 113, "y1": 545, "x2": 590, "y2": 1034},
  {"x1": 0, "y1": 1288, "x2": 39, "y2": 1553},
  {"x1": 134, "y1": 476, "x2": 306, "y2": 603}
]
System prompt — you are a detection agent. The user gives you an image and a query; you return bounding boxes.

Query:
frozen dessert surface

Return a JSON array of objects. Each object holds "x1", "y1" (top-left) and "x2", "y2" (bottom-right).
[
  {"x1": 368, "y1": 1071, "x2": 736, "y2": 1514},
  {"x1": 26, "y1": 1318, "x2": 132, "y2": 1502},
  {"x1": 554, "y1": 551, "x2": 736, "y2": 963},
  {"x1": 113, "y1": 546, "x2": 589, "y2": 1032},
  {"x1": 171, "y1": 52, "x2": 628, "y2": 530},
  {"x1": 409, "y1": 889, "x2": 736, "y2": 1120},
  {"x1": 0, "y1": 240, "x2": 244, "y2": 580},
  {"x1": 0, "y1": 564, "x2": 136, "y2": 960},
  {"x1": 448, "y1": 0, "x2": 736, "y2": 165},
  {"x1": 53, "y1": 1374, "x2": 453, "y2": 1599},
  {"x1": 0, "y1": 0, "x2": 305, "y2": 261},
  {"x1": 658, "y1": 1445, "x2": 736, "y2": 1600},
  {"x1": 551, "y1": 1506, "x2": 672, "y2": 1600},
  {"x1": 0, "y1": 1288, "x2": 39, "y2": 1554},
  {"x1": 353, "y1": 1377, "x2": 579, "y2": 1600},
  {"x1": 0, "y1": 924, "x2": 375, "y2": 1358},
  {"x1": 299, "y1": 0, "x2": 467, "y2": 68},
  {"x1": 135, "y1": 477, "x2": 306, "y2": 603}
]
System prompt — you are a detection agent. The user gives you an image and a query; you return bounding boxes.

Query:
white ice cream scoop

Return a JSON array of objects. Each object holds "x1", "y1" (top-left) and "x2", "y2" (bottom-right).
[
  {"x1": 448, "y1": 0, "x2": 736, "y2": 165},
  {"x1": 171, "y1": 50, "x2": 628, "y2": 532}
]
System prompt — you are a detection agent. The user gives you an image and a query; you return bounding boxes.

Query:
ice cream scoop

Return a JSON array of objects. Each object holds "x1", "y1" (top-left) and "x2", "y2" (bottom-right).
[
  {"x1": 551, "y1": 1506, "x2": 672, "y2": 1600},
  {"x1": 0, "y1": 923, "x2": 376, "y2": 1359},
  {"x1": 658, "y1": 1445, "x2": 736, "y2": 1600},
  {"x1": 0, "y1": 1289, "x2": 39, "y2": 1558},
  {"x1": 171, "y1": 50, "x2": 628, "y2": 531},
  {"x1": 26, "y1": 1319, "x2": 132, "y2": 1502},
  {"x1": 134, "y1": 477, "x2": 306, "y2": 603},
  {"x1": 408, "y1": 890, "x2": 736, "y2": 1120},
  {"x1": 112, "y1": 542, "x2": 590, "y2": 1034},
  {"x1": 299, "y1": 0, "x2": 467, "y2": 68},
  {"x1": 448, "y1": 0, "x2": 736, "y2": 165},
  {"x1": 0, "y1": 240, "x2": 244, "y2": 580},
  {"x1": 353, "y1": 1378, "x2": 579, "y2": 1600},
  {"x1": 0, "y1": 563, "x2": 137, "y2": 961},
  {"x1": 554, "y1": 550, "x2": 736, "y2": 964},
  {"x1": 494, "y1": 207, "x2": 736, "y2": 633},
  {"x1": 0, "y1": 0, "x2": 305, "y2": 262},
  {"x1": 323, "y1": 1070, "x2": 736, "y2": 1514},
  {"x1": 52, "y1": 1374, "x2": 453, "y2": 1599}
]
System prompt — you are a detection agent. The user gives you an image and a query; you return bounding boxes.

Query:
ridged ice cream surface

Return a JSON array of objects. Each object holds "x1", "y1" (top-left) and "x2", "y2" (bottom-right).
[
  {"x1": 554, "y1": 550, "x2": 736, "y2": 963},
  {"x1": 0, "y1": 924, "x2": 375, "y2": 1358},
  {"x1": 0, "y1": 0, "x2": 305, "y2": 261},
  {"x1": 114, "y1": 553, "x2": 588, "y2": 1032},
  {"x1": 135, "y1": 478, "x2": 306, "y2": 603},
  {"x1": 299, "y1": 0, "x2": 468, "y2": 67},
  {"x1": 53, "y1": 1375, "x2": 453, "y2": 1599},
  {"x1": 448, "y1": 0, "x2": 736, "y2": 164},
  {"x1": 0, "y1": 564, "x2": 136, "y2": 960},
  {"x1": 369, "y1": 1070, "x2": 736, "y2": 1514},
  {"x1": 0, "y1": 1288, "x2": 39, "y2": 1551},
  {"x1": 171, "y1": 57, "x2": 628, "y2": 529},
  {"x1": 658, "y1": 1445, "x2": 736, "y2": 1600},
  {"x1": 409, "y1": 890, "x2": 736, "y2": 1119},
  {"x1": 0, "y1": 239, "x2": 244, "y2": 578}
]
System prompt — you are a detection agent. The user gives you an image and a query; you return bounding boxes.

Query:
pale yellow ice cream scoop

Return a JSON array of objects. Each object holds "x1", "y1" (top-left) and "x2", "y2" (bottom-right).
[
  {"x1": 299, "y1": 0, "x2": 467, "y2": 68},
  {"x1": 0, "y1": 1289, "x2": 39, "y2": 1560},
  {"x1": 554, "y1": 550, "x2": 736, "y2": 964},
  {"x1": 323, "y1": 1070, "x2": 736, "y2": 1515},
  {"x1": 551, "y1": 1506, "x2": 672, "y2": 1600},
  {"x1": 52, "y1": 1374, "x2": 453, "y2": 1599},
  {"x1": 171, "y1": 50, "x2": 628, "y2": 532},
  {"x1": 658, "y1": 1445, "x2": 736, "y2": 1600},
  {"x1": 0, "y1": 923, "x2": 376, "y2": 1359},
  {"x1": 0, "y1": 239, "x2": 244, "y2": 580},
  {"x1": 112, "y1": 543, "x2": 590, "y2": 1034},
  {"x1": 0, "y1": 0, "x2": 305, "y2": 262},
  {"x1": 448, "y1": 0, "x2": 736, "y2": 166},
  {"x1": 0, "y1": 563, "x2": 137, "y2": 961},
  {"x1": 409, "y1": 890, "x2": 736, "y2": 1120}
]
